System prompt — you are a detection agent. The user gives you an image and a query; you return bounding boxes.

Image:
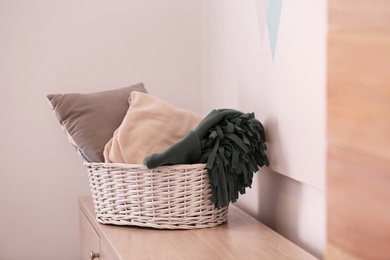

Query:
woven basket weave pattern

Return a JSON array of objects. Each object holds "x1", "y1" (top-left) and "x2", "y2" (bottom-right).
[{"x1": 86, "y1": 163, "x2": 228, "y2": 229}]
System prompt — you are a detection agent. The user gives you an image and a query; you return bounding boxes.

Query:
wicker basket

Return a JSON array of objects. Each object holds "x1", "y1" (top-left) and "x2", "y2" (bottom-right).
[{"x1": 85, "y1": 162, "x2": 229, "y2": 229}]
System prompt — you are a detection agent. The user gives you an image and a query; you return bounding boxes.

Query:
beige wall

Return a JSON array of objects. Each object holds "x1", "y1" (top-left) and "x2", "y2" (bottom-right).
[
  {"x1": 0, "y1": 1, "x2": 200, "y2": 259},
  {"x1": 201, "y1": 1, "x2": 325, "y2": 258}
]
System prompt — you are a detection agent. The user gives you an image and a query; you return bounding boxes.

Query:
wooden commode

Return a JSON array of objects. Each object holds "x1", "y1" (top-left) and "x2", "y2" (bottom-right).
[{"x1": 79, "y1": 196, "x2": 316, "y2": 259}]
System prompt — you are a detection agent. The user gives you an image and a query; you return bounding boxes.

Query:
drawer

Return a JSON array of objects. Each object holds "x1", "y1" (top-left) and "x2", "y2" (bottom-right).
[{"x1": 80, "y1": 210, "x2": 100, "y2": 260}]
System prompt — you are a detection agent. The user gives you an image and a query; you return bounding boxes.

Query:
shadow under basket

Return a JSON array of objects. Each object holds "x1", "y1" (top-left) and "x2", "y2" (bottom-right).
[{"x1": 85, "y1": 162, "x2": 229, "y2": 229}]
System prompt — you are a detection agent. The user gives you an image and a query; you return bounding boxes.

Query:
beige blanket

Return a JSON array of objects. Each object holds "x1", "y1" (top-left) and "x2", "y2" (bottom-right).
[{"x1": 104, "y1": 91, "x2": 203, "y2": 164}]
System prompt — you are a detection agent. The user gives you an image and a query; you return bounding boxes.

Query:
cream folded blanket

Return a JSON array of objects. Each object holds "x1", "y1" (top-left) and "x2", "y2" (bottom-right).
[{"x1": 104, "y1": 91, "x2": 203, "y2": 164}]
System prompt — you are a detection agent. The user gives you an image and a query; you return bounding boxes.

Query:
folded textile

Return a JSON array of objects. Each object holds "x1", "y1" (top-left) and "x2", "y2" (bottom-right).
[
  {"x1": 104, "y1": 91, "x2": 203, "y2": 164},
  {"x1": 144, "y1": 109, "x2": 269, "y2": 208}
]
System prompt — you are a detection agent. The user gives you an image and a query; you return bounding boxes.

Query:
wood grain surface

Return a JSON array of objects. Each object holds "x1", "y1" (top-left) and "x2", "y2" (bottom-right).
[
  {"x1": 79, "y1": 196, "x2": 317, "y2": 260},
  {"x1": 327, "y1": 0, "x2": 390, "y2": 259}
]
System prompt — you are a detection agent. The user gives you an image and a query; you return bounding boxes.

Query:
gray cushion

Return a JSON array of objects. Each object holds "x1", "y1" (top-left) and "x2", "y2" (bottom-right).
[{"x1": 47, "y1": 82, "x2": 147, "y2": 162}]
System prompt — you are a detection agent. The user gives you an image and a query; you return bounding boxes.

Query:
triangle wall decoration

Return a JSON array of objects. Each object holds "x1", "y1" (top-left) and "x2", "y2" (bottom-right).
[{"x1": 255, "y1": 0, "x2": 284, "y2": 60}]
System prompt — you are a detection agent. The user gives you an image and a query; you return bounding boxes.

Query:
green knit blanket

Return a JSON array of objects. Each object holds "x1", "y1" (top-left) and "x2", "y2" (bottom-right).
[{"x1": 144, "y1": 109, "x2": 269, "y2": 208}]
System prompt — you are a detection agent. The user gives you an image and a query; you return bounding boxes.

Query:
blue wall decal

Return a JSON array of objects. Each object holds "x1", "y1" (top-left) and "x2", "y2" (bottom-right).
[
  {"x1": 267, "y1": 0, "x2": 283, "y2": 60},
  {"x1": 255, "y1": 0, "x2": 283, "y2": 60}
]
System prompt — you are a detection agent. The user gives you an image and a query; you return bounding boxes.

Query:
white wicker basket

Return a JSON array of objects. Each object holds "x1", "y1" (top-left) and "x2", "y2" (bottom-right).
[{"x1": 85, "y1": 162, "x2": 229, "y2": 229}]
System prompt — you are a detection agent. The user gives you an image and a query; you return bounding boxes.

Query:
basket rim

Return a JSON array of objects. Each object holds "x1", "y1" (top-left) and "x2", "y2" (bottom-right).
[{"x1": 84, "y1": 162, "x2": 207, "y2": 170}]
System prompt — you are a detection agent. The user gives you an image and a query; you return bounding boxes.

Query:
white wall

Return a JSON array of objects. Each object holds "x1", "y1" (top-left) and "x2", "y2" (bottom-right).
[
  {"x1": 202, "y1": 0, "x2": 326, "y2": 190},
  {"x1": 201, "y1": 0, "x2": 325, "y2": 258},
  {"x1": 0, "y1": 1, "x2": 200, "y2": 259},
  {"x1": 1, "y1": 1, "x2": 326, "y2": 259}
]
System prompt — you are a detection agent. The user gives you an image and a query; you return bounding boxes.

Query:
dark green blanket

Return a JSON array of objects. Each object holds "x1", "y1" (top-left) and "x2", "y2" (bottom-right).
[{"x1": 144, "y1": 109, "x2": 269, "y2": 208}]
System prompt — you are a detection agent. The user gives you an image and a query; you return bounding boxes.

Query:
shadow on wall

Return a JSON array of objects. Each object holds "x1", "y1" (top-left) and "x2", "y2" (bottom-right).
[
  {"x1": 256, "y1": 167, "x2": 324, "y2": 259},
  {"x1": 263, "y1": 116, "x2": 287, "y2": 177},
  {"x1": 256, "y1": 116, "x2": 324, "y2": 259},
  {"x1": 257, "y1": 115, "x2": 300, "y2": 239}
]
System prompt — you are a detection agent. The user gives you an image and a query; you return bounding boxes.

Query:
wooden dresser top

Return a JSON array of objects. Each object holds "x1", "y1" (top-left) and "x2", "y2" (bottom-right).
[{"x1": 79, "y1": 196, "x2": 317, "y2": 260}]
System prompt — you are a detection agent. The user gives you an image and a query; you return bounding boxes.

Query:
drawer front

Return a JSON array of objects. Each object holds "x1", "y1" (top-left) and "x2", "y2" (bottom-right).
[
  {"x1": 80, "y1": 210, "x2": 100, "y2": 260},
  {"x1": 100, "y1": 239, "x2": 119, "y2": 260}
]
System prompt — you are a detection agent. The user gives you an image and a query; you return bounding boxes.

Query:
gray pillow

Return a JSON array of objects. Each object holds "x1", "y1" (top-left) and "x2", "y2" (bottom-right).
[{"x1": 47, "y1": 83, "x2": 147, "y2": 162}]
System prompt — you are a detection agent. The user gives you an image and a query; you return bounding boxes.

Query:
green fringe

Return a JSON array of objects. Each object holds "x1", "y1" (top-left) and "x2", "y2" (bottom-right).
[{"x1": 199, "y1": 112, "x2": 269, "y2": 208}]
